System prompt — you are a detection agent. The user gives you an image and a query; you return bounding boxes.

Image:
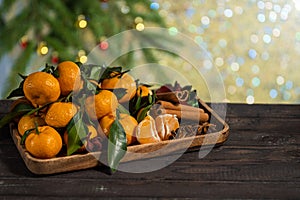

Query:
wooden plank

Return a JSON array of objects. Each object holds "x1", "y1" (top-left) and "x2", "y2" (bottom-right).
[
  {"x1": 226, "y1": 116, "x2": 300, "y2": 146},
  {"x1": 0, "y1": 178, "x2": 298, "y2": 199},
  {"x1": 227, "y1": 117, "x2": 300, "y2": 130},
  {"x1": 225, "y1": 103, "x2": 300, "y2": 118},
  {"x1": 1, "y1": 142, "x2": 299, "y2": 182},
  {"x1": 0, "y1": 145, "x2": 298, "y2": 198}
]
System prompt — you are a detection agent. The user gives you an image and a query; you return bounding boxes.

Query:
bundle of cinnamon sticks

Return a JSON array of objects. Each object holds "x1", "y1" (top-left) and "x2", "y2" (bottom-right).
[{"x1": 150, "y1": 100, "x2": 209, "y2": 123}]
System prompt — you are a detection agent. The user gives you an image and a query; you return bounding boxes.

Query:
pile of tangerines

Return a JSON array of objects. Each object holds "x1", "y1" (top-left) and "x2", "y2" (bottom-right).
[{"x1": 11, "y1": 61, "x2": 180, "y2": 160}]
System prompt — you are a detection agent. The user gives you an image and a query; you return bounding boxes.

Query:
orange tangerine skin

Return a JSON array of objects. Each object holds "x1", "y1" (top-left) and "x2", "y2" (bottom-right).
[
  {"x1": 23, "y1": 72, "x2": 61, "y2": 107},
  {"x1": 136, "y1": 85, "x2": 152, "y2": 97},
  {"x1": 99, "y1": 115, "x2": 115, "y2": 137},
  {"x1": 119, "y1": 113, "x2": 138, "y2": 145},
  {"x1": 63, "y1": 125, "x2": 99, "y2": 152},
  {"x1": 45, "y1": 102, "x2": 78, "y2": 128},
  {"x1": 101, "y1": 73, "x2": 137, "y2": 103},
  {"x1": 99, "y1": 113, "x2": 138, "y2": 145},
  {"x1": 85, "y1": 90, "x2": 118, "y2": 120},
  {"x1": 18, "y1": 115, "x2": 46, "y2": 136},
  {"x1": 56, "y1": 61, "x2": 82, "y2": 96},
  {"x1": 25, "y1": 126, "x2": 62, "y2": 159}
]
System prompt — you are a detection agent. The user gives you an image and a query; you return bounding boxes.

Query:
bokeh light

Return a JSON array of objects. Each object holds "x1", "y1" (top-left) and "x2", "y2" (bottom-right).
[
  {"x1": 96, "y1": 0, "x2": 300, "y2": 104},
  {"x1": 236, "y1": 77, "x2": 244, "y2": 87},
  {"x1": 270, "y1": 89, "x2": 278, "y2": 99},
  {"x1": 246, "y1": 95, "x2": 255, "y2": 104},
  {"x1": 276, "y1": 76, "x2": 285, "y2": 85},
  {"x1": 150, "y1": 2, "x2": 160, "y2": 10},
  {"x1": 136, "y1": 23, "x2": 145, "y2": 31},
  {"x1": 251, "y1": 77, "x2": 261, "y2": 87}
]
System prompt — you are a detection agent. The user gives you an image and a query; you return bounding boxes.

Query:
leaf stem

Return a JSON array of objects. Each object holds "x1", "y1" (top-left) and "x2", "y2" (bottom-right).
[
  {"x1": 26, "y1": 96, "x2": 65, "y2": 115},
  {"x1": 34, "y1": 121, "x2": 40, "y2": 135}
]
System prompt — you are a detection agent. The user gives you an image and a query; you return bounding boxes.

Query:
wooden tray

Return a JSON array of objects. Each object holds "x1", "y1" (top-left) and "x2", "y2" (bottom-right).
[{"x1": 9, "y1": 100, "x2": 229, "y2": 175}]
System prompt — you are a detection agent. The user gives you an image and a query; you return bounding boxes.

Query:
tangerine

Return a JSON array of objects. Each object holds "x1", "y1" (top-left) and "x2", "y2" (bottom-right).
[
  {"x1": 119, "y1": 113, "x2": 138, "y2": 145},
  {"x1": 135, "y1": 115, "x2": 161, "y2": 144},
  {"x1": 136, "y1": 85, "x2": 152, "y2": 97},
  {"x1": 23, "y1": 71, "x2": 61, "y2": 107},
  {"x1": 85, "y1": 90, "x2": 118, "y2": 120},
  {"x1": 99, "y1": 113, "x2": 138, "y2": 145},
  {"x1": 56, "y1": 61, "x2": 82, "y2": 96},
  {"x1": 25, "y1": 126, "x2": 62, "y2": 159},
  {"x1": 155, "y1": 114, "x2": 179, "y2": 140},
  {"x1": 63, "y1": 125, "x2": 99, "y2": 152},
  {"x1": 99, "y1": 114, "x2": 115, "y2": 137},
  {"x1": 101, "y1": 72, "x2": 136, "y2": 103},
  {"x1": 18, "y1": 114, "x2": 46, "y2": 136},
  {"x1": 45, "y1": 102, "x2": 78, "y2": 128}
]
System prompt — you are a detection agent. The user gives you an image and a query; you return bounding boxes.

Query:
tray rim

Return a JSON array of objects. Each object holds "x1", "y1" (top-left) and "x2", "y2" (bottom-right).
[{"x1": 9, "y1": 100, "x2": 230, "y2": 175}]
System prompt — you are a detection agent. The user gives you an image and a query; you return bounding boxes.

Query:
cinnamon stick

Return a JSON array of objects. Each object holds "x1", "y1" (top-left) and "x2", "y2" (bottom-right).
[
  {"x1": 150, "y1": 101, "x2": 209, "y2": 123},
  {"x1": 156, "y1": 108, "x2": 209, "y2": 123},
  {"x1": 156, "y1": 100, "x2": 205, "y2": 113}
]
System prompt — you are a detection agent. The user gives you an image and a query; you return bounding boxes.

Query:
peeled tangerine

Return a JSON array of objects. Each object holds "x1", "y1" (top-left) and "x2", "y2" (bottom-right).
[
  {"x1": 136, "y1": 115, "x2": 161, "y2": 144},
  {"x1": 136, "y1": 114, "x2": 180, "y2": 144},
  {"x1": 155, "y1": 114, "x2": 179, "y2": 140}
]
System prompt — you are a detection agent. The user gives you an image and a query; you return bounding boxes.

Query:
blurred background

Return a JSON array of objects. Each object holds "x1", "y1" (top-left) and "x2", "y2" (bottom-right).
[{"x1": 0, "y1": 0, "x2": 299, "y2": 104}]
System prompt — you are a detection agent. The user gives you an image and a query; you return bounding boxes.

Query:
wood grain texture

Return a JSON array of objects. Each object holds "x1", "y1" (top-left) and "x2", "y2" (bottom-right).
[{"x1": 0, "y1": 101, "x2": 299, "y2": 199}]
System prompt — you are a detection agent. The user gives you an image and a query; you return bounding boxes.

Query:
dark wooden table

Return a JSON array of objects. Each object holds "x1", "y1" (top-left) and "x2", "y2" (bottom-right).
[{"x1": 0, "y1": 100, "x2": 299, "y2": 199}]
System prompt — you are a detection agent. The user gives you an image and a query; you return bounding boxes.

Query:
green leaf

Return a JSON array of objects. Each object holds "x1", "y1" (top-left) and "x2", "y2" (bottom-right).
[
  {"x1": 135, "y1": 95, "x2": 142, "y2": 111},
  {"x1": 75, "y1": 62, "x2": 82, "y2": 68},
  {"x1": 11, "y1": 102, "x2": 35, "y2": 113},
  {"x1": 111, "y1": 88, "x2": 127, "y2": 100},
  {"x1": 6, "y1": 87, "x2": 24, "y2": 99},
  {"x1": 6, "y1": 74, "x2": 27, "y2": 99},
  {"x1": 20, "y1": 128, "x2": 35, "y2": 145},
  {"x1": 0, "y1": 103, "x2": 34, "y2": 129},
  {"x1": 117, "y1": 104, "x2": 130, "y2": 115},
  {"x1": 108, "y1": 118, "x2": 127, "y2": 172},
  {"x1": 41, "y1": 63, "x2": 56, "y2": 74},
  {"x1": 52, "y1": 68, "x2": 60, "y2": 78},
  {"x1": 85, "y1": 78, "x2": 98, "y2": 93},
  {"x1": 80, "y1": 64, "x2": 104, "y2": 81},
  {"x1": 99, "y1": 66, "x2": 122, "y2": 82},
  {"x1": 129, "y1": 90, "x2": 155, "y2": 118},
  {"x1": 66, "y1": 112, "x2": 88, "y2": 156},
  {"x1": 136, "y1": 104, "x2": 153, "y2": 123},
  {"x1": 18, "y1": 73, "x2": 27, "y2": 80}
]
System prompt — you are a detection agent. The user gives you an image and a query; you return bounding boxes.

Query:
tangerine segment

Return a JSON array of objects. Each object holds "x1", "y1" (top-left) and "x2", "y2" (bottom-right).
[
  {"x1": 18, "y1": 115, "x2": 46, "y2": 136},
  {"x1": 85, "y1": 90, "x2": 118, "y2": 120},
  {"x1": 56, "y1": 61, "x2": 82, "y2": 96},
  {"x1": 45, "y1": 102, "x2": 78, "y2": 128},
  {"x1": 25, "y1": 126, "x2": 62, "y2": 159},
  {"x1": 101, "y1": 73, "x2": 137, "y2": 103},
  {"x1": 23, "y1": 71, "x2": 61, "y2": 107},
  {"x1": 136, "y1": 116, "x2": 161, "y2": 144}
]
